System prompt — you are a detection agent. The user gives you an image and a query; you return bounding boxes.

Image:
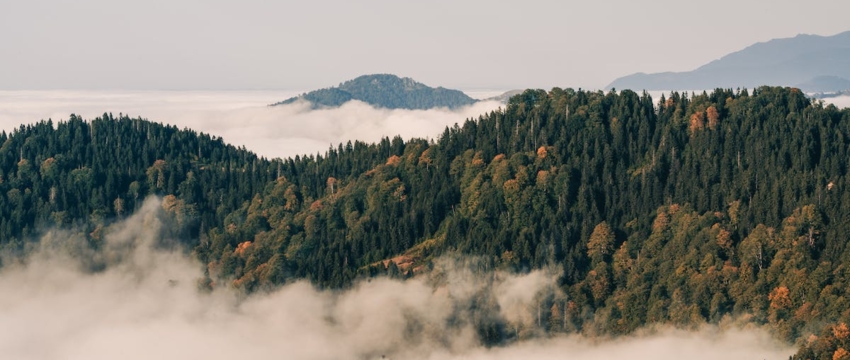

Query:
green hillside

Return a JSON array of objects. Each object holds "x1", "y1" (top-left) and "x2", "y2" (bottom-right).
[{"x1": 3, "y1": 88, "x2": 850, "y2": 358}]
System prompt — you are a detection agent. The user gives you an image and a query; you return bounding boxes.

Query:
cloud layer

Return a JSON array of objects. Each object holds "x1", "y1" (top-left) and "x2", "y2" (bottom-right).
[
  {"x1": 0, "y1": 198, "x2": 796, "y2": 360},
  {"x1": 826, "y1": 95, "x2": 850, "y2": 109},
  {"x1": 3, "y1": 90, "x2": 846, "y2": 162},
  {"x1": 0, "y1": 90, "x2": 502, "y2": 160}
]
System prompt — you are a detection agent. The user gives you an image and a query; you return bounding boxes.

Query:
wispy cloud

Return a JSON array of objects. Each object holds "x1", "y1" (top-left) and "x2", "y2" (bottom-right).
[{"x1": 0, "y1": 198, "x2": 795, "y2": 360}]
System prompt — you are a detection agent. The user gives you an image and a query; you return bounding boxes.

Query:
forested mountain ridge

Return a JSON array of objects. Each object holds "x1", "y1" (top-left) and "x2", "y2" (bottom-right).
[
  {"x1": 270, "y1": 74, "x2": 478, "y2": 109},
  {"x1": 3, "y1": 87, "x2": 850, "y2": 358}
]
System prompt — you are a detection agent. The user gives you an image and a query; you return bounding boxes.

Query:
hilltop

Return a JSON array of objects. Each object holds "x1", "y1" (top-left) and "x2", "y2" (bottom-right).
[{"x1": 271, "y1": 74, "x2": 478, "y2": 110}]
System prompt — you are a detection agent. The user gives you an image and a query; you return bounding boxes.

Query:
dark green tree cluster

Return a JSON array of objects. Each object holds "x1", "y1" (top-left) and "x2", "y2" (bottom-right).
[
  {"x1": 271, "y1": 74, "x2": 478, "y2": 110},
  {"x1": 0, "y1": 113, "x2": 279, "y2": 252}
]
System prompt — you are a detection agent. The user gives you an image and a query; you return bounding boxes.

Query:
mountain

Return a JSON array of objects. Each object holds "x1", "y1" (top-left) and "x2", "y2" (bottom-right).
[
  {"x1": 607, "y1": 31, "x2": 850, "y2": 91},
  {"x1": 4, "y1": 88, "x2": 850, "y2": 358},
  {"x1": 271, "y1": 74, "x2": 478, "y2": 110}
]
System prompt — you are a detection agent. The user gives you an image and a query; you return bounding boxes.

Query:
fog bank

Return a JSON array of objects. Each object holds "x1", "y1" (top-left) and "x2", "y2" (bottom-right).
[
  {"x1": 0, "y1": 90, "x2": 502, "y2": 160},
  {"x1": 0, "y1": 198, "x2": 795, "y2": 360}
]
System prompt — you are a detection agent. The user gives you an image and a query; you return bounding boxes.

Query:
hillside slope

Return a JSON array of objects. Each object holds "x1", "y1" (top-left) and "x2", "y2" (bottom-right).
[{"x1": 3, "y1": 88, "x2": 850, "y2": 357}]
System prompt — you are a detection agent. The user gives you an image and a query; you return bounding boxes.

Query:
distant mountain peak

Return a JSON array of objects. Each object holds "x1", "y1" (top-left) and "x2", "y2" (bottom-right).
[
  {"x1": 271, "y1": 74, "x2": 477, "y2": 110},
  {"x1": 607, "y1": 31, "x2": 850, "y2": 92}
]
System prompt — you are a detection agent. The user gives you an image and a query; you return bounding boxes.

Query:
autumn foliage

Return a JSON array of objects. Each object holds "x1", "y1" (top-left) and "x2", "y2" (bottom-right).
[
  {"x1": 689, "y1": 111, "x2": 705, "y2": 135},
  {"x1": 706, "y1": 106, "x2": 720, "y2": 129}
]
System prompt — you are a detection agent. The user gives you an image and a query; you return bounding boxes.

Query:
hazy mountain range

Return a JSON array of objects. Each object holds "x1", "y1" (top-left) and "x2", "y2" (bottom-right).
[{"x1": 607, "y1": 31, "x2": 850, "y2": 92}]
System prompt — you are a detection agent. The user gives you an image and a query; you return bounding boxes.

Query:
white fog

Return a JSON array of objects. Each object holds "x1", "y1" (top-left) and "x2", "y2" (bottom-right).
[{"x1": 0, "y1": 198, "x2": 796, "y2": 360}]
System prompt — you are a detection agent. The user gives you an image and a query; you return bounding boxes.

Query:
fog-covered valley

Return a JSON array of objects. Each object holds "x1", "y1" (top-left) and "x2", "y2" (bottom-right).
[{"x1": 0, "y1": 198, "x2": 795, "y2": 360}]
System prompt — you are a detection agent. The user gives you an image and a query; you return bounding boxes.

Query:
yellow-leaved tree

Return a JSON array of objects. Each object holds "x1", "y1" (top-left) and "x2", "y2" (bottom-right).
[{"x1": 587, "y1": 221, "x2": 615, "y2": 263}]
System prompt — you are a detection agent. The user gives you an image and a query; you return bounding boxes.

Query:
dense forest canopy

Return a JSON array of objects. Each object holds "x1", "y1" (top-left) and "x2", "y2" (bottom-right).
[
  {"x1": 2, "y1": 87, "x2": 850, "y2": 358},
  {"x1": 270, "y1": 74, "x2": 478, "y2": 110}
]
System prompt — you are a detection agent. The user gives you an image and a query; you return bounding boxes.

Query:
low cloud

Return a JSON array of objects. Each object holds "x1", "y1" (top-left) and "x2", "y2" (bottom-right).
[
  {"x1": 0, "y1": 90, "x2": 502, "y2": 160},
  {"x1": 0, "y1": 198, "x2": 795, "y2": 360},
  {"x1": 4, "y1": 89, "x2": 843, "y2": 162},
  {"x1": 190, "y1": 99, "x2": 503, "y2": 160},
  {"x1": 824, "y1": 95, "x2": 850, "y2": 109}
]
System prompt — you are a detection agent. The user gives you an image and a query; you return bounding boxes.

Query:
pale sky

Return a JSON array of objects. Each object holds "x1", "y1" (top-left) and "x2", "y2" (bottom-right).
[{"x1": 1, "y1": 0, "x2": 849, "y2": 91}]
